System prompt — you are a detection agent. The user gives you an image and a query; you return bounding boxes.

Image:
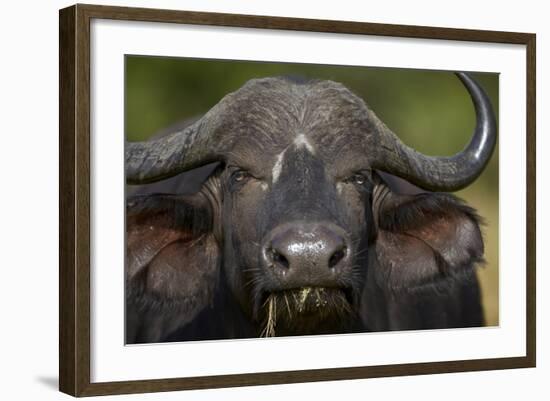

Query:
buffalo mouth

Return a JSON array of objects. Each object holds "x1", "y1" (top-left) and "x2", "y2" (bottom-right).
[{"x1": 258, "y1": 286, "x2": 355, "y2": 337}]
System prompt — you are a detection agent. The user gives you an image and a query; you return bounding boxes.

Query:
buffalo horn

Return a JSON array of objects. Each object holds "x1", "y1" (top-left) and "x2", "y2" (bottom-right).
[{"x1": 371, "y1": 72, "x2": 497, "y2": 191}]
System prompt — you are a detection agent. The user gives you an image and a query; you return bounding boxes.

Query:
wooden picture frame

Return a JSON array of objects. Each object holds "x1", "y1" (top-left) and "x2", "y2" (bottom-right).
[{"x1": 59, "y1": 3, "x2": 536, "y2": 396}]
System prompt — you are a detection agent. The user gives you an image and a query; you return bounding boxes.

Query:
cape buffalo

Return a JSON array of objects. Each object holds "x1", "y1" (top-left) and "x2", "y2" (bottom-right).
[{"x1": 125, "y1": 72, "x2": 496, "y2": 343}]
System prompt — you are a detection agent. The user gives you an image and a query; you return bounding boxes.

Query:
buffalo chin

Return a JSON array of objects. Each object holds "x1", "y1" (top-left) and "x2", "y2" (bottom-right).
[{"x1": 259, "y1": 287, "x2": 357, "y2": 337}]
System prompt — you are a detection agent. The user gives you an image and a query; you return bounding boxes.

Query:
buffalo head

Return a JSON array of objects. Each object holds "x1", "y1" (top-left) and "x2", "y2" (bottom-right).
[{"x1": 126, "y1": 73, "x2": 495, "y2": 342}]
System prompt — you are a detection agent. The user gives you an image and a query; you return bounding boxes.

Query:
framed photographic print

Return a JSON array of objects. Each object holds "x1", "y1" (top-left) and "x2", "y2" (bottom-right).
[{"x1": 59, "y1": 4, "x2": 536, "y2": 397}]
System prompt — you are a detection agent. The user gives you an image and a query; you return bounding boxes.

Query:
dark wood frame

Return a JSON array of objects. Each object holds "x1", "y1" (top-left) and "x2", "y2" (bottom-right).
[{"x1": 59, "y1": 3, "x2": 536, "y2": 397}]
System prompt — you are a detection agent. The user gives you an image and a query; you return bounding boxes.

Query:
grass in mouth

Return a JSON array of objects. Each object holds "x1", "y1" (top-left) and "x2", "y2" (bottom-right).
[{"x1": 260, "y1": 287, "x2": 337, "y2": 337}]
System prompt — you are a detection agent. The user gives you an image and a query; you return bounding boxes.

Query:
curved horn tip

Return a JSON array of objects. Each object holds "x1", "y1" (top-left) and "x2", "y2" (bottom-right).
[{"x1": 375, "y1": 70, "x2": 497, "y2": 192}]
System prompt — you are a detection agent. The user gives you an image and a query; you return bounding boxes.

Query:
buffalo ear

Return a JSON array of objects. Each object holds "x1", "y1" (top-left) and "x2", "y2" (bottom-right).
[
  {"x1": 126, "y1": 193, "x2": 220, "y2": 343},
  {"x1": 372, "y1": 179, "x2": 484, "y2": 292}
]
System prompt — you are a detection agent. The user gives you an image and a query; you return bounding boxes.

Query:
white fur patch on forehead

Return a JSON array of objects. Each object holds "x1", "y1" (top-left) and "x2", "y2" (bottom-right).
[
  {"x1": 272, "y1": 149, "x2": 286, "y2": 183},
  {"x1": 272, "y1": 134, "x2": 315, "y2": 184},
  {"x1": 293, "y1": 133, "x2": 315, "y2": 154}
]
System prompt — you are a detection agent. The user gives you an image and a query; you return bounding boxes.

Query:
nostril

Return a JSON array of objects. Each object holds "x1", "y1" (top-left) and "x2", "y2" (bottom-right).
[
  {"x1": 268, "y1": 248, "x2": 290, "y2": 269},
  {"x1": 328, "y1": 246, "x2": 347, "y2": 269}
]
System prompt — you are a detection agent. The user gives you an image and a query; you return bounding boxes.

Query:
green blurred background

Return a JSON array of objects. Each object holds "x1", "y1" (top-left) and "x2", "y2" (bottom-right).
[{"x1": 125, "y1": 56, "x2": 499, "y2": 327}]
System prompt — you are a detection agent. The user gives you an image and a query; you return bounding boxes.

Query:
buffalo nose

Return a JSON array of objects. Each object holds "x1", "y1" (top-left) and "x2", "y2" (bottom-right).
[{"x1": 263, "y1": 223, "x2": 349, "y2": 278}]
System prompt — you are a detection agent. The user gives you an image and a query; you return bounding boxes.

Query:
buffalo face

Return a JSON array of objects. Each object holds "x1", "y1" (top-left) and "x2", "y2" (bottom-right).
[{"x1": 213, "y1": 79, "x2": 381, "y2": 336}]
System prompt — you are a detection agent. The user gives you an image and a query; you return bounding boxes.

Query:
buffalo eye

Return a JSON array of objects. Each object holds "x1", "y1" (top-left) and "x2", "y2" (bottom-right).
[
  {"x1": 229, "y1": 169, "x2": 252, "y2": 188},
  {"x1": 345, "y1": 172, "x2": 370, "y2": 186},
  {"x1": 351, "y1": 173, "x2": 366, "y2": 185},
  {"x1": 233, "y1": 170, "x2": 248, "y2": 182},
  {"x1": 342, "y1": 171, "x2": 373, "y2": 194}
]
